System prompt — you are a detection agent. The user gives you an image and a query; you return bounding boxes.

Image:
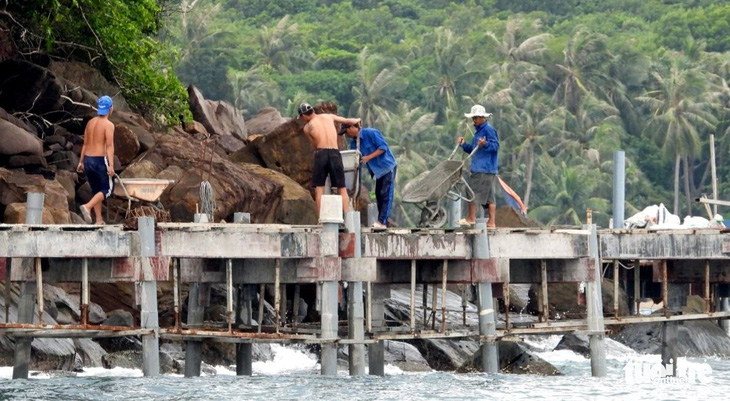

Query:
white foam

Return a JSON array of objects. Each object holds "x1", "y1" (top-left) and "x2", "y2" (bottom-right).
[
  {"x1": 383, "y1": 364, "x2": 405, "y2": 375},
  {"x1": 75, "y1": 367, "x2": 143, "y2": 378},
  {"x1": 252, "y1": 344, "x2": 318, "y2": 375}
]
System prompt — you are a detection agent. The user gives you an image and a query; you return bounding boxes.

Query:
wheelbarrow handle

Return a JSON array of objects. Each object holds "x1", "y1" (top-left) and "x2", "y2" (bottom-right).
[{"x1": 448, "y1": 143, "x2": 480, "y2": 161}]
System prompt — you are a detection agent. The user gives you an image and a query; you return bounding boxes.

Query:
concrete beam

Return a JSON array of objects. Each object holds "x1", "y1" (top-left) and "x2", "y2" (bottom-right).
[
  {"x1": 361, "y1": 232, "x2": 470, "y2": 259},
  {"x1": 159, "y1": 230, "x2": 335, "y2": 259},
  {"x1": 236, "y1": 258, "x2": 341, "y2": 284},
  {"x1": 601, "y1": 232, "x2": 730, "y2": 259},
  {"x1": 0, "y1": 231, "x2": 134, "y2": 258},
  {"x1": 489, "y1": 231, "x2": 590, "y2": 259},
  {"x1": 651, "y1": 260, "x2": 730, "y2": 283},
  {"x1": 509, "y1": 259, "x2": 595, "y2": 283}
]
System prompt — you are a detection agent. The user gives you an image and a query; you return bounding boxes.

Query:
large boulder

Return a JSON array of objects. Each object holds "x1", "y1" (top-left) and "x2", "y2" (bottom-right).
[
  {"x1": 48, "y1": 60, "x2": 131, "y2": 112},
  {"x1": 123, "y1": 132, "x2": 282, "y2": 223},
  {"x1": 243, "y1": 102, "x2": 343, "y2": 189},
  {"x1": 187, "y1": 85, "x2": 247, "y2": 141},
  {"x1": 3, "y1": 202, "x2": 57, "y2": 224},
  {"x1": 109, "y1": 110, "x2": 160, "y2": 152},
  {"x1": 0, "y1": 168, "x2": 70, "y2": 223},
  {"x1": 0, "y1": 59, "x2": 98, "y2": 134},
  {"x1": 237, "y1": 163, "x2": 317, "y2": 225},
  {"x1": 246, "y1": 107, "x2": 289, "y2": 136},
  {"x1": 0, "y1": 118, "x2": 43, "y2": 157},
  {"x1": 457, "y1": 341, "x2": 562, "y2": 375},
  {"x1": 113, "y1": 124, "x2": 141, "y2": 166},
  {"x1": 527, "y1": 279, "x2": 629, "y2": 319}
]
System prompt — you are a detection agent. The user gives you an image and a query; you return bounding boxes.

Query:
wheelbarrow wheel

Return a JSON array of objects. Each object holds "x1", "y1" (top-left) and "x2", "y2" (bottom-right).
[{"x1": 419, "y1": 206, "x2": 447, "y2": 228}]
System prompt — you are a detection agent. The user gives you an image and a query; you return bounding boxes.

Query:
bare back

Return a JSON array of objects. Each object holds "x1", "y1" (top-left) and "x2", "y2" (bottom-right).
[
  {"x1": 83, "y1": 117, "x2": 114, "y2": 157},
  {"x1": 303, "y1": 113, "x2": 340, "y2": 149}
]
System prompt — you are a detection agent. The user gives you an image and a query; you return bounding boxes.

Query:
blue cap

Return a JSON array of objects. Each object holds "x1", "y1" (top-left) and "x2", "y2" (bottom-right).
[{"x1": 97, "y1": 95, "x2": 113, "y2": 116}]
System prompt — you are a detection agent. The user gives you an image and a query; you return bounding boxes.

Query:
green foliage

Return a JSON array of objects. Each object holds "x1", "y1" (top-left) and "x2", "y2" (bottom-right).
[
  {"x1": 7, "y1": 0, "x2": 191, "y2": 124},
  {"x1": 156, "y1": 0, "x2": 730, "y2": 226}
]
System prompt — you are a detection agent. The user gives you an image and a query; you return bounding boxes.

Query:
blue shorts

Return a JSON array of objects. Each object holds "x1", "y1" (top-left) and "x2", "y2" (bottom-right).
[{"x1": 84, "y1": 156, "x2": 113, "y2": 199}]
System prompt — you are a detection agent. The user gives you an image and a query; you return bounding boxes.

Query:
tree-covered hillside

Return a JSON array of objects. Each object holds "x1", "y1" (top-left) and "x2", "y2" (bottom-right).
[
  {"x1": 166, "y1": 0, "x2": 730, "y2": 226},
  {"x1": 5, "y1": 1, "x2": 729, "y2": 227}
]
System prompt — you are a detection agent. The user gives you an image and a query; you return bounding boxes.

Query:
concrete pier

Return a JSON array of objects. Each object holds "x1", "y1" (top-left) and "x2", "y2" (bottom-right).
[
  {"x1": 721, "y1": 297, "x2": 730, "y2": 335},
  {"x1": 345, "y1": 211, "x2": 366, "y2": 376},
  {"x1": 234, "y1": 213, "x2": 253, "y2": 376},
  {"x1": 586, "y1": 224, "x2": 607, "y2": 377},
  {"x1": 138, "y1": 217, "x2": 160, "y2": 377},
  {"x1": 12, "y1": 192, "x2": 43, "y2": 379},
  {"x1": 368, "y1": 284, "x2": 389, "y2": 376},
  {"x1": 4, "y1": 202, "x2": 730, "y2": 380},
  {"x1": 319, "y1": 196, "x2": 341, "y2": 376},
  {"x1": 661, "y1": 322, "x2": 678, "y2": 376},
  {"x1": 473, "y1": 219, "x2": 498, "y2": 373},
  {"x1": 184, "y1": 213, "x2": 209, "y2": 377}
]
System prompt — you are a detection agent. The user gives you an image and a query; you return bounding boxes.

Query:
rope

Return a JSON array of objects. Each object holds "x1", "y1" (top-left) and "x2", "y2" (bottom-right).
[
  {"x1": 198, "y1": 135, "x2": 216, "y2": 221},
  {"x1": 200, "y1": 180, "x2": 216, "y2": 221}
]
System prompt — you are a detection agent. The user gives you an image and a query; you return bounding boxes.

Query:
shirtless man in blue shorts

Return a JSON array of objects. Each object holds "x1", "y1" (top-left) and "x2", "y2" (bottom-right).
[
  {"x1": 76, "y1": 95, "x2": 115, "y2": 225},
  {"x1": 298, "y1": 103, "x2": 360, "y2": 217}
]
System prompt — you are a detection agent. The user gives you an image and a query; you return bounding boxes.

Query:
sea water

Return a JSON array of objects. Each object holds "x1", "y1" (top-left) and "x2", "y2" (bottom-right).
[{"x1": 0, "y1": 341, "x2": 728, "y2": 400}]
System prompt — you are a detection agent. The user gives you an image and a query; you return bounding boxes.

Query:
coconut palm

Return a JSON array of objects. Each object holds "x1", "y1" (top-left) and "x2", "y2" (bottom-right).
[
  {"x1": 349, "y1": 48, "x2": 408, "y2": 128},
  {"x1": 552, "y1": 27, "x2": 614, "y2": 115},
  {"x1": 255, "y1": 15, "x2": 312, "y2": 73},
  {"x1": 636, "y1": 55, "x2": 719, "y2": 214},
  {"x1": 529, "y1": 160, "x2": 610, "y2": 226},
  {"x1": 421, "y1": 28, "x2": 485, "y2": 123},
  {"x1": 229, "y1": 66, "x2": 281, "y2": 118}
]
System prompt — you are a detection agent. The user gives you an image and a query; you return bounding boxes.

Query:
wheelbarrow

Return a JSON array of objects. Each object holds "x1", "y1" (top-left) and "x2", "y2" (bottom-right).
[
  {"x1": 401, "y1": 145, "x2": 477, "y2": 227},
  {"x1": 113, "y1": 176, "x2": 175, "y2": 218}
]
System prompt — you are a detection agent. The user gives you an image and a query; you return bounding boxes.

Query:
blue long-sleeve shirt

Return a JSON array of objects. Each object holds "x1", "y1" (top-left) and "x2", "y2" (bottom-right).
[
  {"x1": 461, "y1": 121, "x2": 499, "y2": 174},
  {"x1": 349, "y1": 128, "x2": 397, "y2": 179}
]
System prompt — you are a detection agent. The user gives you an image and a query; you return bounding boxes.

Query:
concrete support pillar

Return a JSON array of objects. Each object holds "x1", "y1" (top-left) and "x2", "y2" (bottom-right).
[
  {"x1": 320, "y1": 208, "x2": 340, "y2": 375},
  {"x1": 185, "y1": 213, "x2": 208, "y2": 377},
  {"x1": 138, "y1": 216, "x2": 160, "y2": 377},
  {"x1": 661, "y1": 322, "x2": 678, "y2": 377},
  {"x1": 473, "y1": 218, "x2": 498, "y2": 373},
  {"x1": 368, "y1": 283, "x2": 389, "y2": 376},
  {"x1": 184, "y1": 282, "x2": 206, "y2": 377},
  {"x1": 585, "y1": 224, "x2": 607, "y2": 377},
  {"x1": 12, "y1": 192, "x2": 43, "y2": 379},
  {"x1": 345, "y1": 211, "x2": 365, "y2": 376},
  {"x1": 233, "y1": 212, "x2": 253, "y2": 376},
  {"x1": 612, "y1": 151, "x2": 625, "y2": 228},
  {"x1": 236, "y1": 285, "x2": 255, "y2": 376},
  {"x1": 721, "y1": 297, "x2": 730, "y2": 335},
  {"x1": 448, "y1": 197, "x2": 462, "y2": 228},
  {"x1": 367, "y1": 204, "x2": 378, "y2": 227}
]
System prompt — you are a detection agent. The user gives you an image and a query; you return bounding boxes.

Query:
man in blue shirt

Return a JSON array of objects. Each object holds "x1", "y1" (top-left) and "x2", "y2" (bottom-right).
[
  {"x1": 457, "y1": 105, "x2": 499, "y2": 229},
  {"x1": 340, "y1": 123, "x2": 397, "y2": 228}
]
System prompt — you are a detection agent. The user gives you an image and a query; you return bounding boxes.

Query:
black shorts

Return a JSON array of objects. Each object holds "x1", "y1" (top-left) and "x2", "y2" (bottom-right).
[{"x1": 312, "y1": 149, "x2": 346, "y2": 188}]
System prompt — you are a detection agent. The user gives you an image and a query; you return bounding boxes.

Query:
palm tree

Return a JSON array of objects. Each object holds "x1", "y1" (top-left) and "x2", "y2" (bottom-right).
[
  {"x1": 529, "y1": 160, "x2": 610, "y2": 226},
  {"x1": 552, "y1": 27, "x2": 614, "y2": 114},
  {"x1": 636, "y1": 55, "x2": 719, "y2": 214},
  {"x1": 349, "y1": 48, "x2": 408, "y2": 128},
  {"x1": 255, "y1": 15, "x2": 312, "y2": 73},
  {"x1": 228, "y1": 66, "x2": 281, "y2": 118},
  {"x1": 421, "y1": 28, "x2": 485, "y2": 123}
]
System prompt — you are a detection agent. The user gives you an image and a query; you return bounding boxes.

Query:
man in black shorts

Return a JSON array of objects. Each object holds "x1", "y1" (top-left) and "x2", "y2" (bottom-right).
[{"x1": 298, "y1": 103, "x2": 361, "y2": 217}]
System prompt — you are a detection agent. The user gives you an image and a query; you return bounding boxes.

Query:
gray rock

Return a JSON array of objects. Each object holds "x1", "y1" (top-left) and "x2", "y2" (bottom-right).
[
  {"x1": 383, "y1": 340, "x2": 431, "y2": 372},
  {"x1": 612, "y1": 320, "x2": 730, "y2": 357},
  {"x1": 188, "y1": 85, "x2": 247, "y2": 141},
  {"x1": 458, "y1": 342, "x2": 562, "y2": 375},
  {"x1": 102, "y1": 350, "x2": 178, "y2": 374},
  {"x1": 0, "y1": 118, "x2": 43, "y2": 156},
  {"x1": 102, "y1": 309, "x2": 134, "y2": 327},
  {"x1": 246, "y1": 107, "x2": 288, "y2": 137},
  {"x1": 74, "y1": 338, "x2": 107, "y2": 367}
]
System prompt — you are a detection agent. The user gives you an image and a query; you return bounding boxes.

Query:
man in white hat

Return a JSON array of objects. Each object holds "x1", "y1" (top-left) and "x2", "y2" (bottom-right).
[{"x1": 456, "y1": 105, "x2": 499, "y2": 228}]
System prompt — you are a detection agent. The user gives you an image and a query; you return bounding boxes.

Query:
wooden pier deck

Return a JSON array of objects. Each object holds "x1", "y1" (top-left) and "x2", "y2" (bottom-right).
[{"x1": 2, "y1": 218, "x2": 730, "y2": 378}]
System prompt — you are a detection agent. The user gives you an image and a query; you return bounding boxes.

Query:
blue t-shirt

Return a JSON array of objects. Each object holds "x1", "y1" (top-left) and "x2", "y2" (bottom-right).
[
  {"x1": 461, "y1": 122, "x2": 499, "y2": 174},
  {"x1": 349, "y1": 128, "x2": 397, "y2": 179}
]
